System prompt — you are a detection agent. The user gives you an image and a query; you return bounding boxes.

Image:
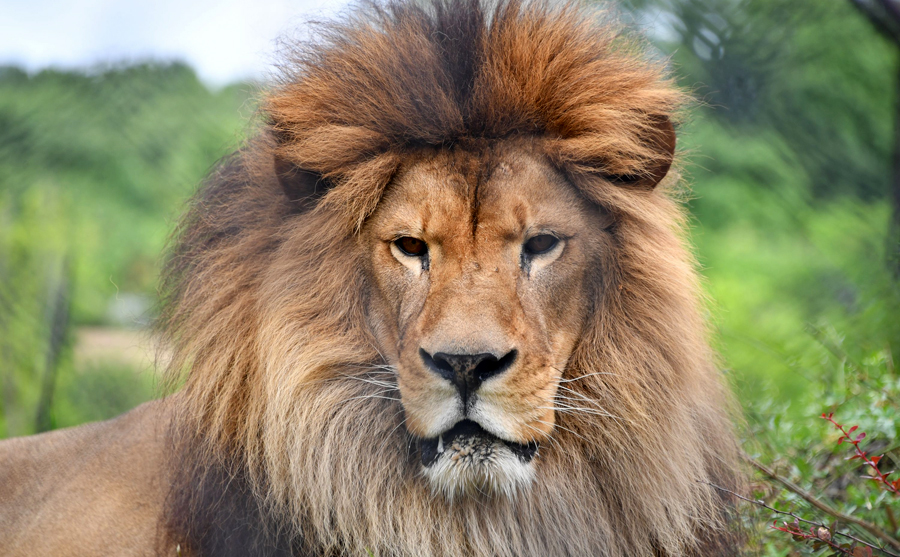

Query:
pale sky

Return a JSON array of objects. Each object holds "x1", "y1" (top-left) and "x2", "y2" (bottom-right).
[{"x1": 0, "y1": 0, "x2": 353, "y2": 85}]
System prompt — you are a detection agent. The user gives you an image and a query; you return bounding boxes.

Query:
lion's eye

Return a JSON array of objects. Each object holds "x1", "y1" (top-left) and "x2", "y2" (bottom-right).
[
  {"x1": 395, "y1": 236, "x2": 427, "y2": 257},
  {"x1": 523, "y1": 234, "x2": 559, "y2": 256}
]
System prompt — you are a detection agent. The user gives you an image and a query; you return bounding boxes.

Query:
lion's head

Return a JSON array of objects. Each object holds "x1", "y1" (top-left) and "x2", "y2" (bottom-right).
[
  {"x1": 361, "y1": 142, "x2": 619, "y2": 497},
  {"x1": 160, "y1": 1, "x2": 742, "y2": 555}
]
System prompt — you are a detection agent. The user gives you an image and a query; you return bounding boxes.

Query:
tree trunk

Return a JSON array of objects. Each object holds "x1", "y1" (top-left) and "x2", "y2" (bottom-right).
[
  {"x1": 891, "y1": 60, "x2": 900, "y2": 276},
  {"x1": 847, "y1": 0, "x2": 900, "y2": 275},
  {"x1": 34, "y1": 257, "x2": 70, "y2": 433}
]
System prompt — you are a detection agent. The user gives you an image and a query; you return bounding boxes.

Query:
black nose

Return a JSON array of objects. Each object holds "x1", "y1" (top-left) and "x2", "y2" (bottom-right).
[{"x1": 419, "y1": 349, "x2": 518, "y2": 403}]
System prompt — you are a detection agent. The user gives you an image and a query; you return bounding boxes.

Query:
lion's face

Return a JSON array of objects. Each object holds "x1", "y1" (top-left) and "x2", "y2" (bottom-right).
[{"x1": 362, "y1": 141, "x2": 610, "y2": 498}]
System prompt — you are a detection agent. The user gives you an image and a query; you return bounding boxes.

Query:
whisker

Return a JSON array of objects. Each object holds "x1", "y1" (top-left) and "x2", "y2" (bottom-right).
[
  {"x1": 535, "y1": 419, "x2": 590, "y2": 443},
  {"x1": 365, "y1": 343, "x2": 391, "y2": 366},
  {"x1": 551, "y1": 392, "x2": 604, "y2": 406},
  {"x1": 344, "y1": 376, "x2": 398, "y2": 389},
  {"x1": 538, "y1": 405, "x2": 622, "y2": 421},
  {"x1": 555, "y1": 384, "x2": 603, "y2": 401},
  {"x1": 343, "y1": 368, "x2": 397, "y2": 376},
  {"x1": 522, "y1": 422, "x2": 562, "y2": 453},
  {"x1": 341, "y1": 391, "x2": 402, "y2": 403},
  {"x1": 553, "y1": 389, "x2": 605, "y2": 408},
  {"x1": 555, "y1": 371, "x2": 619, "y2": 383},
  {"x1": 540, "y1": 403, "x2": 610, "y2": 414},
  {"x1": 552, "y1": 391, "x2": 597, "y2": 403},
  {"x1": 552, "y1": 388, "x2": 630, "y2": 424}
]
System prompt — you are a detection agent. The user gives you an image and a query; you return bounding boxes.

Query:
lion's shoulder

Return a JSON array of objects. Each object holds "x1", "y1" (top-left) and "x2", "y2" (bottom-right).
[{"x1": 0, "y1": 400, "x2": 174, "y2": 556}]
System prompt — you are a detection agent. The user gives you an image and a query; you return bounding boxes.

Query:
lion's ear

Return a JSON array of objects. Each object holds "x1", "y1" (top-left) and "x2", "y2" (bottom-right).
[
  {"x1": 607, "y1": 116, "x2": 676, "y2": 190},
  {"x1": 275, "y1": 155, "x2": 331, "y2": 213}
]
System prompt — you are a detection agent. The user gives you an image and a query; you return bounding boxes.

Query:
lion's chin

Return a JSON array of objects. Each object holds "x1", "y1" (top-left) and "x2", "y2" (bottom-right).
[{"x1": 417, "y1": 419, "x2": 538, "y2": 499}]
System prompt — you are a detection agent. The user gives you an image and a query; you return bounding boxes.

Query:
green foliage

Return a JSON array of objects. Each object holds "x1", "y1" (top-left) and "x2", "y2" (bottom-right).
[
  {"x1": 0, "y1": 63, "x2": 253, "y2": 436},
  {"x1": 0, "y1": 63, "x2": 253, "y2": 323},
  {"x1": 52, "y1": 361, "x2": 157, "y2": 430},
  {"x1": 630, "y1": 0, "x2": 898, "y2": 199},
  {"x1": 680, "y1": 117, "x2": 900, "y2": 554},
  {"x1": 681, "y1": 118, "x2": 900, "y2": 411},
  {"x1": 742, "y1": 346, "x2": 899, "y2": 555},
  {"x1": 628, "y1": 0, "x2": 900, "y2": 551}
]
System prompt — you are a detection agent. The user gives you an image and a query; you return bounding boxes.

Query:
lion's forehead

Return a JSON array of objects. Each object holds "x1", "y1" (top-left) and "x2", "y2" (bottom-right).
[{"x1": 374, "y1": 144, "x2": 591, "y2": 243}]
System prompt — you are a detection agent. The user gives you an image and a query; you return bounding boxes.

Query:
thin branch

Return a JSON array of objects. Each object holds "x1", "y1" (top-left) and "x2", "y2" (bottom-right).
[
  {"x1": 887, "y1": 506, "x2": 899, "y2": 535},
  {"x1": 849, "y1": 0, "x2": 900, "y2": 43},
  {"x1": 877, "y1": 0, "x2": 900, "y2": 25},
  {"x1": 704, "y1": 481, "x2": 900, "y2": 557},
  {"x1": 772, "y1": 520, "x2": 858, "y2": 556},
  {"x1": 748, "y1": 457, "x2": 900, "y2": 551}
]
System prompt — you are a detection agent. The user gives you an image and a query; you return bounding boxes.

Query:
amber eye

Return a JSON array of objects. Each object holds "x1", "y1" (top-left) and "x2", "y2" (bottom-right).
[
  {"x1": 395, "y1": 236, "x2": 428, "y2": 257},
  {"x1": 523, "y1": 234, "x2": 559, "y2": 256}
]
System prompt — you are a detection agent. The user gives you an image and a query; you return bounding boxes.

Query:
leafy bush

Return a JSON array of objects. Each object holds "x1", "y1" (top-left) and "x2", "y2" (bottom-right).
[{"x1": 0, "y1": 63, "x2": 253, "y2": 435}]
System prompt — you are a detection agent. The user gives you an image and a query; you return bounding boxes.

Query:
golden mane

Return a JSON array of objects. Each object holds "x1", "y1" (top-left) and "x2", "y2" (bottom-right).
[{"x1": 159, "y1": 0, "x2": 742, "y2": 555}]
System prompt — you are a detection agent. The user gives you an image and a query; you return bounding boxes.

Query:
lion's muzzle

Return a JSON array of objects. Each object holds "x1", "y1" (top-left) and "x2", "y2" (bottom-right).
[{"x1": 417, "y1": 419, "x2": 539, "y2": 499}]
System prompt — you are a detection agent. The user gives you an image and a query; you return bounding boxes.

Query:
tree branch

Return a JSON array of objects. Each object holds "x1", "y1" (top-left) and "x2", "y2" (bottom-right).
[
  {"x1": 877, "y1": 0, "x2": 900, "y2": 26},
  {"x1": 748, "y1": 457, "x2": 900, "y2": 552},
  {"x1": 704, "y1": 481, "x2": 900, "y2": 557},
  {"x1": 850, "y1": 0, "x2": 900, "y2": 43}
]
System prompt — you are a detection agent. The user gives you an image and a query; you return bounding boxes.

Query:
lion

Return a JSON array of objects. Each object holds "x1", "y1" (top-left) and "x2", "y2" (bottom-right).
[{"x1": 0, "y1": 0, "x2": 742, "y2": 555}]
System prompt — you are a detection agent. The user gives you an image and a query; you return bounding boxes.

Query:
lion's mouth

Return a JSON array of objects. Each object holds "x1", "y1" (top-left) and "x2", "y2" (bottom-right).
[{"x1": 418, "y1": 419, "x2": 539, "y2": 467}]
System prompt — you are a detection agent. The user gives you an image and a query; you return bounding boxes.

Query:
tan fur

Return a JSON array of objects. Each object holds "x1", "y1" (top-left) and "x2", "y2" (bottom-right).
[
  {"x1": 0, "y1": 401, "x2": 173, "y2": 556},
  {"x1": 0, "y1": 1, "x2": 741, "y2": 555}
]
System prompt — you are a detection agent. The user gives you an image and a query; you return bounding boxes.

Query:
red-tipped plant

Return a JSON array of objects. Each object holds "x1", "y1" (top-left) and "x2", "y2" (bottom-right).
[
  {"x1": 773, "y1": 518, "x2": 873, "y2": 556},
  {"x1": 822, "y1": 413, "x2": 900, "y2": 495}
]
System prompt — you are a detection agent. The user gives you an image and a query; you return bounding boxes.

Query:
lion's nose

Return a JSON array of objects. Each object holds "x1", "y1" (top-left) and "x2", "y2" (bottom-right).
[{"x1": 419, "y1": 349, "x2": 518, "y2": 403}]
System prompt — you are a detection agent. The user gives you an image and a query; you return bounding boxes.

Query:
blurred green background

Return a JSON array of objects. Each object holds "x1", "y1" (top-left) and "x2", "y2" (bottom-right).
[
  {"x1": 0, "y1": 63, "x2": 254, "y2": 433},
  {"x1": 1, "y1": 0, "x2": 898, "y2": 553}
]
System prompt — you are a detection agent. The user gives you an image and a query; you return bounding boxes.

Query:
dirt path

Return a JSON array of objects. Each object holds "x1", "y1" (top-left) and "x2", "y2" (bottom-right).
[{"x1": 73, "y1": 327, "x2": 166, "y2": 373}]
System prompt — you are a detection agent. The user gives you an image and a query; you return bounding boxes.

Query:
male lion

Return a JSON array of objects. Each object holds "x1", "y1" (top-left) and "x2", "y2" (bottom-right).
[{"x1": 0, "y1": 0, "x2": 742, "y2": 555}]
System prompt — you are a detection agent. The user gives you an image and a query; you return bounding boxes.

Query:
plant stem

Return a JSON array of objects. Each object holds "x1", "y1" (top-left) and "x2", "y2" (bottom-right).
[
  {"x1": 748, "y1": 457, "x2": 900, "y2": 551},
  {"x1": 705, "y1": 480, "x2": 900, "y2": 557}
]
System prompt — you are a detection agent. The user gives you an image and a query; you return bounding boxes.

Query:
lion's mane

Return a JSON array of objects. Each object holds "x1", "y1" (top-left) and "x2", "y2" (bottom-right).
[{"x1": 159, "y1": 1, "x2": 742, "y2": 555}]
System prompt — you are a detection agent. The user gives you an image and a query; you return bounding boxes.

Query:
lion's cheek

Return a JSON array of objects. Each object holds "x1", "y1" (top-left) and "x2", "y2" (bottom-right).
[
  {"x1": 470, "y1": 377, "x2": 558, "y2": 442},
  {"x1": 396, "y1": 372, "x2": 460, "y2": 438}
]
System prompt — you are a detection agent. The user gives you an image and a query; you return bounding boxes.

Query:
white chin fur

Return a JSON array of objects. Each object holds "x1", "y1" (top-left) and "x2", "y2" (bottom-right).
[{"x1": 422, "y1": 438, "x2": 535, "y2": 500}]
